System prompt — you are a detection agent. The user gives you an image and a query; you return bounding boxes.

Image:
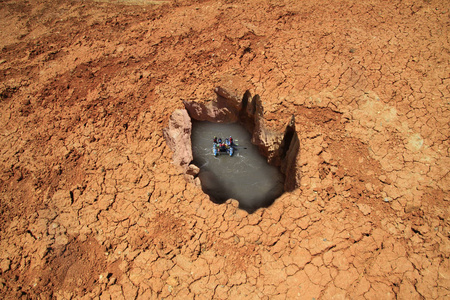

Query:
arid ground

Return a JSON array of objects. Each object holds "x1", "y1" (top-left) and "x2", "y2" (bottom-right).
[{"x1": 0, "y1": 0, "x2": 449, "y2": 299}]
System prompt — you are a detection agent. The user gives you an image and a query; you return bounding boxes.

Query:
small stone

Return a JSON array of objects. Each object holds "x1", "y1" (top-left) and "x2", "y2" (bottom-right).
[
  {"x1": 54, "y1": 234, "x2": 69, "y2": 246},
  {"x1": 108, "y1": 277, "x2": 116, "y2": 285},
  {"x1": 186, "y1": 164, "x2": 200, "y2": 176},
  {"x1": 99, "y1": 273, "x2": 109, "y2": 284}
]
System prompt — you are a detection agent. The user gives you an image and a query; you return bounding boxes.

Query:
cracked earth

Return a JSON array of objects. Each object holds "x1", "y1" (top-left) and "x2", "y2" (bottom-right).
[{"x1": 0, "y1": 0, "x2": 449, "y2": 299}]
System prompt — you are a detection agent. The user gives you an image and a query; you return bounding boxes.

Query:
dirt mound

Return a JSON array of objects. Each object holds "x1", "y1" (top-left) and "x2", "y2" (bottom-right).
[{"x1": 0, "y1": 0, "x2": 448, "y2": 298}]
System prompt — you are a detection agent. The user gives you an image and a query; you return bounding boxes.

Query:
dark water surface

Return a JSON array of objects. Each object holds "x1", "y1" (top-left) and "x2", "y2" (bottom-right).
[{"x1": 191, "y1": 121, "x2": 284, "y2": 212}]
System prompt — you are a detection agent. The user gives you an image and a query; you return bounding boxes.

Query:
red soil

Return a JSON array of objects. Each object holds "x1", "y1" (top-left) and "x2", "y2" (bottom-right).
[{"x1": 0, "y1": 0, "x2": 448, "y2": 298}]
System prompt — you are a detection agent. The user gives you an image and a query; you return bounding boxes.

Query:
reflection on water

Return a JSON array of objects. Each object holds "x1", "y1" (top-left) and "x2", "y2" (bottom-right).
[{"x1": 191, "y1": 120, "x2": 284, "y2": 212}]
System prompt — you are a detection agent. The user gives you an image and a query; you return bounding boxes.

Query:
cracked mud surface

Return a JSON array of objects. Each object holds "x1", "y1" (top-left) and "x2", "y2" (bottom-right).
[{"x1": 0, "y1": 0, "x2": 449, "y2": 299}]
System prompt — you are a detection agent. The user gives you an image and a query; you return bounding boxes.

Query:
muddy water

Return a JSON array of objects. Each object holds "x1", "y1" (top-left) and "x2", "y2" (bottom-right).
[{"x1": 191, "y1": 121, "x2": 285, "y2": 212}]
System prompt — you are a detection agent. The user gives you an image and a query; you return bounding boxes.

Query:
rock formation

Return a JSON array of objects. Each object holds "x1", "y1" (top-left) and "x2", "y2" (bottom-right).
[
  {"x1": 162, "y1": 108, "x2": 193, "y2": 170},
  {"x1": 180, "y1": 86, "x2": 300, "y2": 192}
]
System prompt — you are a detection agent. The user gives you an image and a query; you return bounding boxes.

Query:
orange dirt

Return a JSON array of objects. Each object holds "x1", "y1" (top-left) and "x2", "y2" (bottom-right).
[{"x1": 0, "y1": 0, "x2": 449, "y2": 299}]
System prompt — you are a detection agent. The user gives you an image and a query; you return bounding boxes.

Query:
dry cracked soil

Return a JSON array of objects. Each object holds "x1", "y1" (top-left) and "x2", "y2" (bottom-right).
[{"x1": 0, "y1": 0, "x2": 449, "y2": 299}]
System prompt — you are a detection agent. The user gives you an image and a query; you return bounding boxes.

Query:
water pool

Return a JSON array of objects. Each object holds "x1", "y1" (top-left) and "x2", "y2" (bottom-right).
[{"x1": 191, "y1": 120, "x2": 284, "y2": 212}]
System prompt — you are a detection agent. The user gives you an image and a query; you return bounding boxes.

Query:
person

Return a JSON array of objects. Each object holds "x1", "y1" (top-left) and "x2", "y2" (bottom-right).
[
  {"x1": 213, "y1": 136, "x2": 217, "y2": 143},
  {"x1": 229, "y1": 136, "x2": 233, "y2": 145},
  {"x1": 218, "y1": 138, "x2": 222, "y2": 144}
]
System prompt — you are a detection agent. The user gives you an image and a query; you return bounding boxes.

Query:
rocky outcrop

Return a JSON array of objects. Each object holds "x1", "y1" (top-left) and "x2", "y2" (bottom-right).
[
  {"x1": 183, "y1": 87, "x2": 243, "y2": 123},
  {"x1": 162, "y1": 109, "x2": 193, "y2": 170},
  {"x1": 280, "y1": 115, "x2": 300, "y2": 191}
]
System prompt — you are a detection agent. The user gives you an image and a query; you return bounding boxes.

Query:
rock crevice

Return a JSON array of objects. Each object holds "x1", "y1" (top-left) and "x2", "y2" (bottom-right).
[{"x1": 164, "y1": 86, "x2": 300, "y2": 192}]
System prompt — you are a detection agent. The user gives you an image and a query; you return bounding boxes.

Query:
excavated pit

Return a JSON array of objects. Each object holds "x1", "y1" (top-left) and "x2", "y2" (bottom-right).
[
  {"x1": 163, "y1": 87, "x2": 300, "y2": 212},
  {"x1": 191, "y1": 121, "x2": 284, "y2": 212}
]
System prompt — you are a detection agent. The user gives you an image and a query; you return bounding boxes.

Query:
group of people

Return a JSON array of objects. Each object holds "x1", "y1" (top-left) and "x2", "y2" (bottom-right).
[
  {"x1": 213, "y1": 136, "x2": 234, "y2": 156},
  {"x1": 213, "y1": 136, "x2": 233, "y2": 147}
]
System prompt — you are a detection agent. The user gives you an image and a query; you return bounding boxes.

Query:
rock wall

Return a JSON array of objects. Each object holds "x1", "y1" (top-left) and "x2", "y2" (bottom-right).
[
  {"x1": 183, "y1": 87, "x2": 242, "y2": 123},
  {"x1": 162, "y1": 109, "x2": 193, "y2": 170}
]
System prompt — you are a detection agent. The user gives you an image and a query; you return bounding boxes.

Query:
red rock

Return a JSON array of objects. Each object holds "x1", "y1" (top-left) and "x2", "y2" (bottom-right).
[{"x1": 163, "y1": 109, "x2": 193, "y2": 169}]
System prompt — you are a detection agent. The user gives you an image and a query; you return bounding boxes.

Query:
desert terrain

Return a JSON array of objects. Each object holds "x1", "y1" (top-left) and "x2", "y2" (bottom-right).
[{"x1": 0, "y1": 0, "x2": 449, "y2": 299}]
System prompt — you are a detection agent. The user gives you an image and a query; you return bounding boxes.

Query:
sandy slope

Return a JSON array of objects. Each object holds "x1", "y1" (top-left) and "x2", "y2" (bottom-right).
[{"x1": 0, "y1": 0, "x2": 448, "y2": 298}]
